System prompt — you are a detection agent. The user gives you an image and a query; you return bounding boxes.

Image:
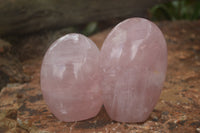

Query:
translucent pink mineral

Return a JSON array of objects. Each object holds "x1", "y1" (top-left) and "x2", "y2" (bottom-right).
[
  {"x1": 40, "y1": 33, "x2": 102, "y2": 122},
  {"x1": 99, "y1": 18, "x2": 167, "y2": 122}
]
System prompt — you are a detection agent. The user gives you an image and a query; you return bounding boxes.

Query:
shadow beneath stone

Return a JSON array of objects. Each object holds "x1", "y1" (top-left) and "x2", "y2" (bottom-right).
[{"x1": 74, "y1": 106, "x2": 112, "y2": 129}]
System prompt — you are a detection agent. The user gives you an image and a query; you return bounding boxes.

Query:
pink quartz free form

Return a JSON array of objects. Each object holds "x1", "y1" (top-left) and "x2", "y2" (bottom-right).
[
  {"x1": 40, "y1": 33, "x2": 102, "y2": 122},
  {"x1": 100, "y1": 18, "x2": 167, "y2": 122}
]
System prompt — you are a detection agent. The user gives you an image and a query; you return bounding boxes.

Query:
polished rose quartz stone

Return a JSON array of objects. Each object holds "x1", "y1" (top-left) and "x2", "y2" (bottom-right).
[
  {"x1": 40, "y1": 33, "x2": 102, "y2": 122},
  {"x1": 100, "y1": 18, "x2": 167, "y2": 122}
]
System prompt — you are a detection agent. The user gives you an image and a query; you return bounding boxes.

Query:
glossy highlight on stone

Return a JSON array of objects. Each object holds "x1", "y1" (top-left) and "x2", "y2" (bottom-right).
[
  {"x1": 100, "y1": 18, "x2": 167, "y2": 122},
  {"x1": 40, "y1": 33, "x2": 102, "y2": 122}
]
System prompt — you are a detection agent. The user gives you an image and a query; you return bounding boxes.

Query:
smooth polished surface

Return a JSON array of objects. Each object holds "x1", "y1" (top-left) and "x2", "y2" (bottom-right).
[
  {"x1": 40, "y1": 33, "x2": 102, "y2": 122},
  {"x1": 100, "y1": 18, "x2": 167, "y2": 122}
]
